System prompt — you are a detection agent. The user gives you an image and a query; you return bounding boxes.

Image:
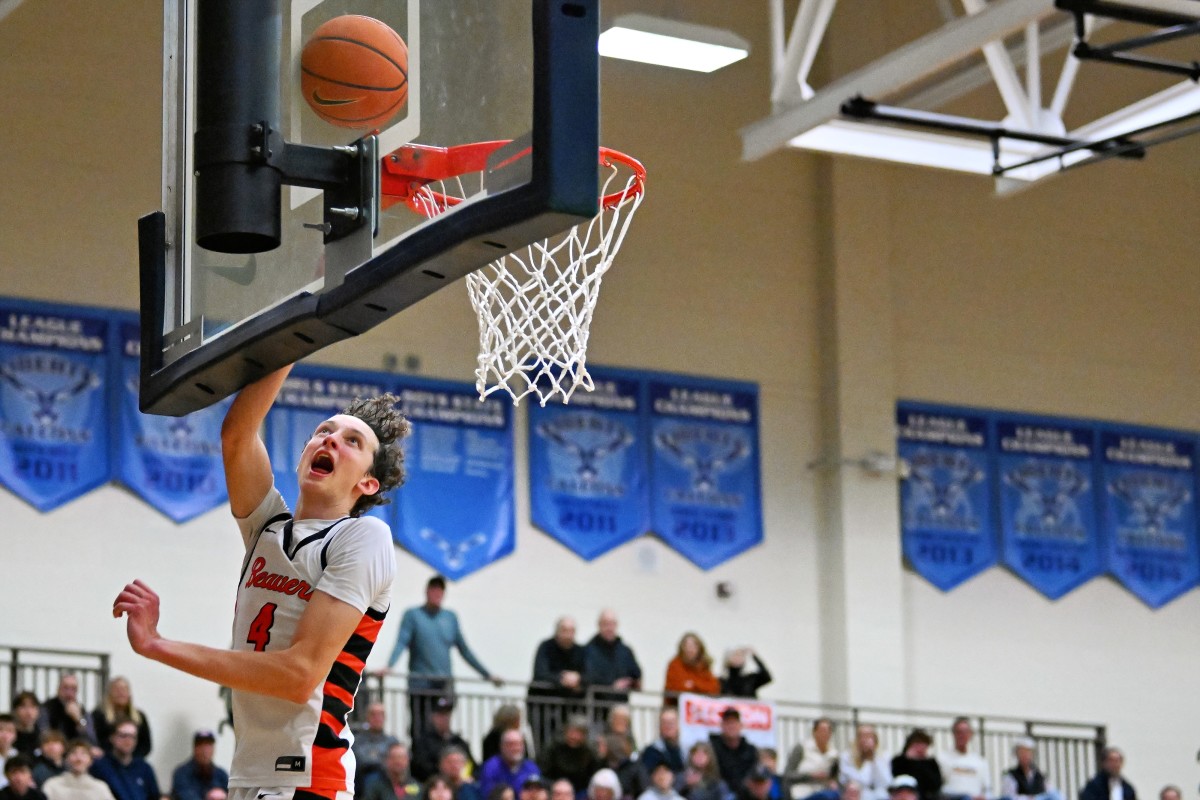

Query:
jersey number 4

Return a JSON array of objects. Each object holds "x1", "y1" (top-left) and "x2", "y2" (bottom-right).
[{"x1": 247, "y1": 602, "x2": 278, "y2": 651}]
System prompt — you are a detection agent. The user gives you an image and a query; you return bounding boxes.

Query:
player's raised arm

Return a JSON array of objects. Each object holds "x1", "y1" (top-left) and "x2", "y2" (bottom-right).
[{"x1": 220, "y1": 366, "x2": 292, "y2": 518}]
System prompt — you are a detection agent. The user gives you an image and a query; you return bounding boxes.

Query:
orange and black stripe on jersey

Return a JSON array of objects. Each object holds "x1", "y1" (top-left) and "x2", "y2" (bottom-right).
[{"x1": 304, "y1": 604, "x2": 388, "y2": 792}]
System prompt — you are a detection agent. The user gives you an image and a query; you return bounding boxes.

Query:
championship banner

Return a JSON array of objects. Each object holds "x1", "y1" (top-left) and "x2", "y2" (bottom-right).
[
  {"x1": 996, "y1": 415, "x2": 1103, "y2": 599},
  {"x1": 897, "y1": 402, "x2": 997, "y2": 590},
  {"x1": 392, "y1": 376, "x2": 514, "y2": 580},
  {"x1": 113, "y1": 316, "x2": 231, "y2": 522},
  {"x1": 528, "y1": 367, "x2": 649, "y2": 559},
  {"x1": 1099, "y1": 427, "x2": 1200, "y2": 608},
  {"x1": 0, "y1": 299, "x2": 111, "y2": 511},
  {"x1": 266, "y1": 364, "x2": 391, "y2": 521},
  {"x1": 648, "y1": 375, "x2": 762, "y2": 570},
  {"x1": 677, "y1": 693, "x2": 776, "y2": 752}
]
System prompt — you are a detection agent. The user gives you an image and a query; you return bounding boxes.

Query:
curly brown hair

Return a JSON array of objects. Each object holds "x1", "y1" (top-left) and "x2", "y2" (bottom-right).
[{"x1": 342, "y1": 393, "x2": 411, "y2": 517}]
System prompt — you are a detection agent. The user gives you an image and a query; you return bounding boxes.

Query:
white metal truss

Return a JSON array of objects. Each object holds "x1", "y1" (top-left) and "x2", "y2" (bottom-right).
[{"x1": 744, "y1": 0, "x2": 1200, "y2": 192}]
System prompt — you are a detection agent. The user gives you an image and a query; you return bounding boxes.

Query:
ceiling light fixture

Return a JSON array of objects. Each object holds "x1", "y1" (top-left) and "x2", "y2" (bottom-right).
[{"x1": 599, "y1": 13, "x2": 750, "y2": 73}]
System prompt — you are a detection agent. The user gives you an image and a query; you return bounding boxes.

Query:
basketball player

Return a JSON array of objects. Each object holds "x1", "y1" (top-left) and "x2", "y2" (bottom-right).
[{"x1": 113, "y1": 366, "x2": 410, "y2": 800}]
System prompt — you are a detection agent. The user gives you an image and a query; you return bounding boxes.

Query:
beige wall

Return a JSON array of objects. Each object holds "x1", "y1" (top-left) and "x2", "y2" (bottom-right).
[{"x1": 0, "y1": 0, "x2": 1196, "y2": 796}]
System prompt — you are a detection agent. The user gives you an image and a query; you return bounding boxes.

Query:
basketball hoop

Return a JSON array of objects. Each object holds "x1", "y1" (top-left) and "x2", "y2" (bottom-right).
[{"x1": 381, "y1": 142, "x2": 646, "y2": 405}]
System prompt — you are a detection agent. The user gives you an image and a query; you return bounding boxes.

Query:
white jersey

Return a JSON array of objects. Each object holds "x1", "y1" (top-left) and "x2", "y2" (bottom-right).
[{"x1": 230, "y1": 487, "x2": 395, "y2": 793}]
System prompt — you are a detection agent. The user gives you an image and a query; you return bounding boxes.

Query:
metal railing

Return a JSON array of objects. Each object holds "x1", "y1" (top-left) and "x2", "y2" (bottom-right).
[
  {"x1": 1, "y1": 645, "x2": 110, "y2": 711},
  {"x1": 359, "y1": 674, "x2": 1104, "y2": 800}
]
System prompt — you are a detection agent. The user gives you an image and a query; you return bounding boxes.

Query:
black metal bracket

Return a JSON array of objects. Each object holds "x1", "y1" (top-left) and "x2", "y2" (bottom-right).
[
  {"x1": 1054, "y1": 0, "x2": 1200, "y2": 81},
  {"x1": 840, "y1": 96, "x2": 1142, "y2": 176}
]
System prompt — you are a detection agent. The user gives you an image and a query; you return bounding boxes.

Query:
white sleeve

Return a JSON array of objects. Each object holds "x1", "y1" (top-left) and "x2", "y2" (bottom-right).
[
  {"x1": 316, "y1": 516, "x2": 396, "y2": 613},
  {"x1": 234, "y1": 486, "x2": 289, "y2": 548}
]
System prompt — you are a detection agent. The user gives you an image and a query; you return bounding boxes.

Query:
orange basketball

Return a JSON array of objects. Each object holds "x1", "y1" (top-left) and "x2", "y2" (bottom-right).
[{"x1": 300, "y1": 15, "x2": 409, "y2": 129}]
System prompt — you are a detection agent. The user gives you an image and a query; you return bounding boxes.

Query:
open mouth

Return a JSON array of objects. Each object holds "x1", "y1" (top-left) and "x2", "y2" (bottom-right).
[{"x1": 311, "y1": 452, "x2": 334, "y2": 475}]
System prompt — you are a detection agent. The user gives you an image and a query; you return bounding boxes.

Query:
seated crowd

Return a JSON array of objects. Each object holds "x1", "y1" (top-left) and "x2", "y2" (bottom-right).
[{"x1": 0, "y1": 621, "x2": 1177, "y2": 800}]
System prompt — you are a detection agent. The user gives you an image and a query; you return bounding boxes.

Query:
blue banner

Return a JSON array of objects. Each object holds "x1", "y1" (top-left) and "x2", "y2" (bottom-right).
[
  {"x1": 1099, "y1": 427, "x2": 1200, "y2": 608},
  {"x1": 648, "y1": 375, "x2": 762, "y2": 570},
  {"x1": 897, "y1": 403, "x2": 997, "y2": 590},
  {"x1": 528, "y1": 368, "x2": 649, "y2": 559},
  {"x1": 392, "y1": 377, "x2": 514, "y2": 579},
  {"x1": 266, "y1": 364, "x2": 391, "y2": 521},
  {"x1": 995, "y1": 415, "x2": 1103, "y2": 599},
  {"x1": 112, "y1": 317, "x2": 231, "y2": 522},
  {"x1": 0, "y1": 299, "x2": 111, "y2": 511}
]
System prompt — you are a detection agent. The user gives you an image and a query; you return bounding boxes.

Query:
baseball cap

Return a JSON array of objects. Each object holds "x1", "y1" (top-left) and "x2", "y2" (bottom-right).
[
  {"x1": 522, "y1": 777, "x2": 549, "y2": 790},
  {"x1": 193, "y1": 730, "x2": 217, "y2": 744},
  {"x1": 888, "y1": 776, "x2": 919, "y2": 793},
  {"x1": 721, "y1": 707, "x2": 741, "y2": 721},
  {"x1": 433, "y1": 695, "x2": 456, "y2": 712}
]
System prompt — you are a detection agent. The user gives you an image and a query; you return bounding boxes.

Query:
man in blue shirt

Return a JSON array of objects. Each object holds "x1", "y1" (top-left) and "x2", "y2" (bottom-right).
[
  {"x1": 478, "y1": 731, "x2": 541, "y2": 800},
  {"x1": 90, "y1": 722, "x2": 159, "y2": 800},
  {"x1": 387, "y1": 575, "x2": 501, "y2": 735},
  {"x1": 169, "y1": 730, "x2": 228, "y2": 800}
]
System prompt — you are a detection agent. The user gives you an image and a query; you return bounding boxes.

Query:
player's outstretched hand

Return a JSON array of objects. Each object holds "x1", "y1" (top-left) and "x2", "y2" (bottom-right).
[
  {"x1": 112, "y1": 580, "x2": 162, "y2": 657},
  {"x1": 490, "y1": 675, "x2": 505, "y2": 688}
]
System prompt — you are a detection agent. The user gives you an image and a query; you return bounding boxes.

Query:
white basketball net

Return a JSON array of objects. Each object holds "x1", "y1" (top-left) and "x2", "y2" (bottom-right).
[{"x1": 410, "y1": 151, "x2": 645, "y2": 405}]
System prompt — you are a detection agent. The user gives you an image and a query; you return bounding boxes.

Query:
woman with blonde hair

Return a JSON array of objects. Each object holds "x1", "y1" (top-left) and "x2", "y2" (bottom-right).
[
  {"x1": 90, "y1": 677, "x2": 152, "y2": 758},
  {"x1": 836, "y1": 725, "x2": 890, "y2": 800},
  {"x1": 663, "y1": 633, "x2": 720, "y2": 704}
]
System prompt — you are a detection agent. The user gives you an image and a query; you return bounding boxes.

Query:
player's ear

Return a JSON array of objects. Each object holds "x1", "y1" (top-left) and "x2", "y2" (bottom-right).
[{"x1": 357, "y1": 473, "x2": 380, "y2": 497}]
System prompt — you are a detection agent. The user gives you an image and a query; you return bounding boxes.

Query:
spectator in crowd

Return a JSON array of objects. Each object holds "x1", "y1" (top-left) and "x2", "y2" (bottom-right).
[
  {"x1": 39, "y1": 677, "x2": 94, "y2": 746},
  {"x1": 709, "y1": 709, "x2": 758, "y2": 792},
  {"x1": 639, "y1": 763, "x2": 684, "y2": 800},
  {"x1": 640, "y1": 709, "x2": 685, "y2": 779},
  {"x1": 1157, "y1": 788, "x2": 1180, "y2": 800},
  {"x1": 42, "y1": 739, "x2": 113, "y2": 800},
  {"x1": 598, "y1": 735, "x2": 639, "y2": 800},
  {"x1": 90, "y1": 679, "x2": 151, "y2": 760},
  {"x1": 168, "y1": 730, "x2": 227, "y2": 800},
  {"x1": 483, "y1": 707, "x2": 528, "y2": 765},
  {"x1": 604, "y1": 708, "x2": 637, "y2": 761},
  {"x1": 842, "y1": 783, "x2": 862, "y2": 800},
  {"x1": 87, "y1": 721, "x2": 158, "y2": 800},
  {"x1": 413, "y1": 698, "x2": 476, "y2": 783},
  {"x1": 836, "y1": 725, "x2": 890, "y2": 800},
  {"x1": 887, "y1": 776, "x2": 918, "y2": 800},
  {"x1": 719, "y1": 651, "x2": 772, "y2": 700},
  {"x1": 938, "y1": 720, "x2": 989, "y2": 800},
  {"x1": 31, "y1": 732, "x2": 66, "y2": 787},
  {"x1": 479, "y1": 730, "x2": 541, "y2": 800},
  {"x1": 583, "y1": 612, "x2": 642, "y2": 712},
  {"x1": 756, "y1": 751, "x2": 783, "y2": 800},
  {"x1": 1078, "y1": 748, "x2": 1135, "y2": 800},
  {"x1": 424, "y1": 775, "x2": 456, "y2": 800},
  {"x1": 1, "y1": 756, "x2": 46, "y2": 800},
  {"x1": 529, "y1": 619, "x2": 588, "y2": 752},
  {"x1": 782, "y1": 718, "x2": 838, "y2": 800},
  {"x1": 12, "y1": 694, "x2": 41, "y2": 757},
  {"x1": 387, "y1": 576, "x2": 503, "y2": 736},
  {"x1": 587, "y1": 769, "x2": 622, "y2": 800},
  {"x1": 354, "y1": 703, "x2": 401, "y2": 795},
  {"x1": 364, "y1": 742, "x2": 420, "y2": 800},
  {"x1": 203, "y1": 790, "x2": 226, "y2": 800},
  {"x1": 999, "y1": 738, "x2": 1060, "y2": 800},
  {"x1": 0, "y1": 715, "x2": 18, "y2": 790},
  {"x1": 520, "y1": 777, "x2": 550, "y2": 800},
  {"x1": 889, "y1": 730, "x2": 940, "y2": 800},
  {"x1": 539, "y1": 716, "x2": 602, "y2": 796},
  {"x1": 737, "y1": 766, "x2": 775, "y2": 800},
  {"x1": 664, "y1": 635, "x2": 720, "y2": 704},
  {"x1": 491, "y1": 788, "x2": 516, "y2": 800},
  {"x1": 438, "y1": 746, "x2": 482, "y2": 800},
  {"x1": 676, "y1": 742, "x2": 729, "y2": 800},
  {"x1": 551, "y1": 779, "x2": 575, "y2": 800}
]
